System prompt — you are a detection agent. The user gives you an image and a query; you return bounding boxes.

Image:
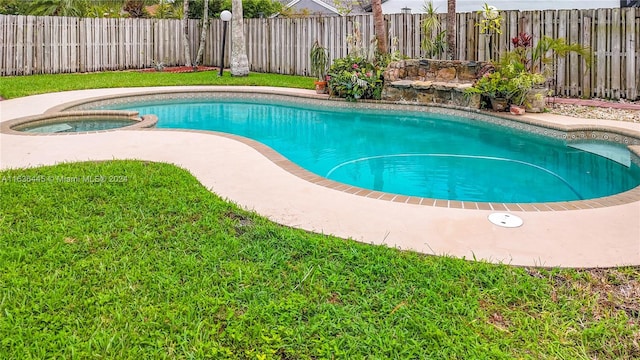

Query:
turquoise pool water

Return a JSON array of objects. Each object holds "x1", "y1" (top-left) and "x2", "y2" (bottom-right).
[
  {"x1": 104, "y1": 98, "x2": 640, "y2": 203},
  {"x1": 18, "y1": 118, "x2": 137, "y2": 133}
]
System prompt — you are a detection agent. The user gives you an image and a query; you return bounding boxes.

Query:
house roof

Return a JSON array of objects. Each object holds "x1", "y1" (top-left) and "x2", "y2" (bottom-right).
[
  {"x1": 281, "y1": 0, "x2": 372, "y2": 15},
  {"x1": 283, "y1": 0, "x2": 341, "y2": 14},
  {"x1": 380, "y1": 0, "x2": 621, "y2": 14}
]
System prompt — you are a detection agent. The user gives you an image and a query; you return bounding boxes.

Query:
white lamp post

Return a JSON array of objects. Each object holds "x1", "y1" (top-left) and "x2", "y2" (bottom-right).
[{"x1": 219, "y1": 10, "x2": 232, "y2": 76}]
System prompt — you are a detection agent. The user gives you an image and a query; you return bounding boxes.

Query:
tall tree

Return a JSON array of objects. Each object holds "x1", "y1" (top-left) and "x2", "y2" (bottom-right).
[
  {"x1": 230, "y1": 0, "x2": 249, "y2": 76},
  {"x1": 194, "y1": 0, "x2": 209, "y2": 65},
  {"x1": 371, "y1": 0, "x2": 386, "y2": 54},
  {"x1": 446, "y1": 0, "x2": 456, "y2": 60},
  {"x1": 182, "y1": 0, "x2": 192, "y2": 66}
]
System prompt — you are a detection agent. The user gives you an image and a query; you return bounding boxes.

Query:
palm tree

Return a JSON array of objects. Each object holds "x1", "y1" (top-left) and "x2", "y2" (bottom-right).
[
  {"x1": 182, "y1": 0, "x2": 192, "y2": 67},
  {"x1": 371, "y1": 0, "x2": 386, "y2": 54},
  {"x1": 446, "y1": 0, "x2": 455, "y2": 60},
  {"x1": 194, "y1": 0, "x2": 210, "y2": 65},
  {"x1": 230, "y1": 0, "x2": 249, "y2": 76}
]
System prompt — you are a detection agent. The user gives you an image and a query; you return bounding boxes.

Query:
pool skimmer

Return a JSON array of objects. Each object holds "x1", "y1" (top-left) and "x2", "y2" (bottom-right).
[{"x1": 488, "y1": 213, "x2": 523, "y2": 228}]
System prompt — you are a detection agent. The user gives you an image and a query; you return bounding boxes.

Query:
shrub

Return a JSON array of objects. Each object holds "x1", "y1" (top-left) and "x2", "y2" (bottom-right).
[{"x1": 327, "y1": 56, "x2": 384, "y2": 101}]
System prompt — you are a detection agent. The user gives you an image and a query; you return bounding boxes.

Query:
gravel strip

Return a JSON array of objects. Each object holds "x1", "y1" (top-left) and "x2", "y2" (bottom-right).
[{"x1": 547, "y1": 104, "x2": 640, "y2": 123}]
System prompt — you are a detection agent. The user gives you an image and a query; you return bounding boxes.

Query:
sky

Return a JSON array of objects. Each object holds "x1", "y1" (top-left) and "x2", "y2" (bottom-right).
[{"x1": 382, "y1": 0, "x2": 623, "y2": 14}]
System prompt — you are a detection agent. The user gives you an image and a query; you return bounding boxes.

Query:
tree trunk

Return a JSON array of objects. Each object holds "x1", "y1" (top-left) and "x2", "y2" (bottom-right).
[
  {"x1": 371, "y1": 0, "x2": 387, "y2": 54},
  {"x1": 182, "y1": 0, "x2": 192, "y2": 66},
  {"x1": 446, "y1": 0, "x2": 456, "y2": 60},
  {"x1": 231, "y1": 0, "x2": 249, "y2": 76},
  {"x1": 194, "y1": 0, "x2": 209, "y2": 66}
]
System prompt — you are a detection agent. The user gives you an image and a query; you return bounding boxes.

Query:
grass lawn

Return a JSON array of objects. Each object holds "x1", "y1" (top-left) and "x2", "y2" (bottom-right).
[
  {"x1": 1, "y1": 161, "x2": 638, "y2": 359},
  {"x1": 0, "y1": 70, "x2": 314, "y2": 99}
]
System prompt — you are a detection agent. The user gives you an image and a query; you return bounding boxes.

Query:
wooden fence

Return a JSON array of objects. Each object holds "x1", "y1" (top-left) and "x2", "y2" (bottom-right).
[{"x1": 1, "y1": 8, "x2": 638, "y2": 99}]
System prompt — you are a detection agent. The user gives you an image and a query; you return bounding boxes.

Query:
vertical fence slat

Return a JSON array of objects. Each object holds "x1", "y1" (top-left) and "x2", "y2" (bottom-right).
[
  {"x1": 0, "y1": 16, "x2": 4, "y2": 75},
  {"x1": 569, "y1": 10, "x2": 580, "y2": 96},
  {"x1": 15, "y1": 15, "x2": 24, "y2": 75},
  {"x1": 582, "y1": 15, "x2": 592, "y2": 98},
  {"x1": 595, "y1": 8, "x2": 607, "y2": 98},
  {"x1": 630, "y1": 14, "x2": 640, "y2": 99},
  {"x1": 611, "y1": 8, "x2": 622, "y2": 99},
  {"x1": 7, "y1": 15, "x2": 15, "y2": 75},
  {"x1": 35, "y1": 16, "x2": 44, "y2": 74},
  {"x1": 24, "y1": 16, "x2": 34, "y2": 75},
  {"x1": 556, "y1": 10, "x2": 568, "y2": 96},
  {"x1": 465, "y1": 13, "x2": 476, "y2": 61}
]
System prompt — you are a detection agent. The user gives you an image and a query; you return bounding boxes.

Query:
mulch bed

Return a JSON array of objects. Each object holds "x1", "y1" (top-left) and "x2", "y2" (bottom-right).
[{"x1": 139, "y1": 66, "x2": 219, "y2": 73}]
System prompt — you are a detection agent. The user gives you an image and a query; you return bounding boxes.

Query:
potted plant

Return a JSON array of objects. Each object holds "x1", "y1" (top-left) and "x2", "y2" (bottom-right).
[
  {"x1": 310, "y1": 40, "x2": 329, "y2": 94},
  {"x1": 501, "y1": 32, "x2": 592, "y2": 112},
  {"x1": 506, "y1": 69, "x2": 545, "y2": 115},
  {"x1": 465, "y1": 71, "x2": 510, "y2": 111}
]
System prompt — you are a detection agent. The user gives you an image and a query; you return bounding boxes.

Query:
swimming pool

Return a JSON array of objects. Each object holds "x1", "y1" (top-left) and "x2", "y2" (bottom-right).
[{"x1": 102, "y1": 97, "x2": 640, "y2": 203}]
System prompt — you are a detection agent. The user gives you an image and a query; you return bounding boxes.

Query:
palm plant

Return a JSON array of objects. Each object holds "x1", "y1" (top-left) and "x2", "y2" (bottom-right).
[
  {"x1": 420, "y1": 0, "x2": 445, "y2": 59},
  {"x1": 29, "y1": 0, "x2": 89, "y2": 17}
]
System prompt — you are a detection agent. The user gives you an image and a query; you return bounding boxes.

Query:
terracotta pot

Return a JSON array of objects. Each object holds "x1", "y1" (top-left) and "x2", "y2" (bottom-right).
[
  {"x1": 509, "y1": 104, "x2": 526, "y2": 115},
  {"x1": 314, "y1": 81, "x2": 327, "y2": 94},
  {"x1": 490, "y1": 97, "x2": 508, "y2": 111}
]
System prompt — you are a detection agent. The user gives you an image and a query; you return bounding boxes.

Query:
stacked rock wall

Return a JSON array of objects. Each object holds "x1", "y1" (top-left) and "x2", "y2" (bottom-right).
[{"x1": 381, "y1": 59, "x2": 487, "y2": 108}]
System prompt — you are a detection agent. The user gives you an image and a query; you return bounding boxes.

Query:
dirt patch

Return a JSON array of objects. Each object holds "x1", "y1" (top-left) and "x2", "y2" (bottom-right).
[{"x1": 528, "y1": 267, "x2": 640, "y2": 323}]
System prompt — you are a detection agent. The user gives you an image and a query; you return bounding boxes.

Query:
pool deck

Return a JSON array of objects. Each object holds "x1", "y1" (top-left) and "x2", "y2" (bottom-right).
[{"x1": 1, "y1": 86, "x2": 639, "y2": 268}]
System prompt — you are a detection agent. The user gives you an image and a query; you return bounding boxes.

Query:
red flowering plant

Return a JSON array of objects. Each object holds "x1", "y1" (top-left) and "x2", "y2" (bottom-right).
[
  {"x1": 510, "y1": 32, "x2": 533, "y2": 70},
  {"x1": 502, "y1": 32, "x2": 592, "y2": 79}
]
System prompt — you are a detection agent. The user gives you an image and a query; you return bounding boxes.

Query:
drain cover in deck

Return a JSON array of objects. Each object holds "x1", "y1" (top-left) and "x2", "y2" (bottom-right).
[{"x1": 488, "y1": 213, "x2": 523, "y2": 228}]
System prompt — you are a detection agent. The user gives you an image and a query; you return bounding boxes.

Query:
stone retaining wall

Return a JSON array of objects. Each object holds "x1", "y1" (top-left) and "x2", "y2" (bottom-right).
[{"x1": 381, "y1": 59, "x2": 488, "y2": 108}]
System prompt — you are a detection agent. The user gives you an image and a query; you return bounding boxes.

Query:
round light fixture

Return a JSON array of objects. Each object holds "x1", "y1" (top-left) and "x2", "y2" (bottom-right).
[{"x1": 220, "y1": 10, "x2": 232, "y2": 22}]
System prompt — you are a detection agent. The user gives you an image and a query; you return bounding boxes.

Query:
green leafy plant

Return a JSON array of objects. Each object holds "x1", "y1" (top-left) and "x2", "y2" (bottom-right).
[
  {"x1": 504, "y1": 67, "x2": 545, "y2": 106},
  {"x1": 464, "y1": 71, "x2": 511, "y2": 100},
  {"x1": 327, "y1": 56, "x2": 383, "y2": 101},
  {"x1": 309, "y1": 40, "x2": 329, "y2": 81}
]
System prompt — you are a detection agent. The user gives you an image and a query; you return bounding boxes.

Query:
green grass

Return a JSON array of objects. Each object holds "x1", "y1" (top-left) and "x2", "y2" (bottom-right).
[
  {"x1": 1, "y1": 161, "x2": 638, "y2": 359},
  {"x1": 0, "y1": 70, "x2": 314, "y2": 99}
]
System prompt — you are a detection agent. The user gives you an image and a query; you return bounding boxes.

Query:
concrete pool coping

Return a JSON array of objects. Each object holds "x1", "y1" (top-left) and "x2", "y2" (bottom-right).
[{"x1": 1, "y1": 86, "x2": 639, "y2": 268}]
